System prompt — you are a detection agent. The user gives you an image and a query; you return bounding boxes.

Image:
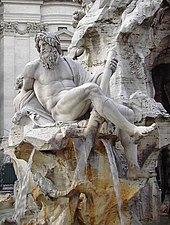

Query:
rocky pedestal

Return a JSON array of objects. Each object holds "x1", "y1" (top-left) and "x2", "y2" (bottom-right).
[{"x1": 1, "y1": 115, "x2": 168, "y2": 225}]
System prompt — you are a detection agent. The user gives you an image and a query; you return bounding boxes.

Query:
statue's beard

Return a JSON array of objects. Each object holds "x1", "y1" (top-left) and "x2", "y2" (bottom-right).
[{"x1": 40, "y1": 49, "x2": 59, "y2": 70}]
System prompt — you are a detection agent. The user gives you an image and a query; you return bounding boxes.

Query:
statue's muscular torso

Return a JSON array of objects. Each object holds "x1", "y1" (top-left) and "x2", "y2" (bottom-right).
[
  {"x1": 22, "y1": 56, "x2": 98, "y2": 121},
  {"x1": 25, "y1": 57, "x2": 76, "y2": 113}
]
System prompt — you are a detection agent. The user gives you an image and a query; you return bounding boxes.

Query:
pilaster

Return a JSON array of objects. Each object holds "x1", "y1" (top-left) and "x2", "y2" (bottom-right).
[{"x1": 41, "y1": 1, "x2": 79, "y2": 33}]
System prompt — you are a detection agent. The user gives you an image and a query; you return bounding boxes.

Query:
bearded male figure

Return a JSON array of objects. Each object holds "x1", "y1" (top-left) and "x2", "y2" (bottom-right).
[{"x1": 13, "y1": 31, "x2": 155, "y2": 179}]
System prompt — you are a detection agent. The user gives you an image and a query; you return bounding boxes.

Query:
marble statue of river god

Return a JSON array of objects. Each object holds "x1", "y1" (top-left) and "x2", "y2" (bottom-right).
[{"x1": 13, "y1": 31, "x2": 156, "y2": 179}]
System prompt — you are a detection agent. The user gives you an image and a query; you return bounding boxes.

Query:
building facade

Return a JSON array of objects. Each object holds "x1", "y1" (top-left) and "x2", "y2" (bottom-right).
[{"x1": 0, "y1": 0, "x2": 80, "y2": 138}]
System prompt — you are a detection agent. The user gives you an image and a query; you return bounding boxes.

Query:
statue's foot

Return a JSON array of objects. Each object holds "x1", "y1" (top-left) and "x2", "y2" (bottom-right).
[
  {"x1": 131, "y1": 123, "x2": 156, "y2": 142},
  {"x1": 127, "y1": 166, "x2": 156, "y2": 180}
]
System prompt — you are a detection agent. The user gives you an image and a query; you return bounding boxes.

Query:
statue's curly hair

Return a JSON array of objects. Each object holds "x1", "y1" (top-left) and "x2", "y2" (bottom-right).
[{"x1": 35, "y1": 31, "x2": 62, "y2": 55}]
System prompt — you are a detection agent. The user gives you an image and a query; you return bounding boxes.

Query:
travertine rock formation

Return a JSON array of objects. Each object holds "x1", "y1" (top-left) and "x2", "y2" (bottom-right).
[
  {"x1": 69, "y1": 0, "x2": 170, "y2": 108},
  {"x1": 2, "y1": 118, "x2": 162, "y2": 225}
]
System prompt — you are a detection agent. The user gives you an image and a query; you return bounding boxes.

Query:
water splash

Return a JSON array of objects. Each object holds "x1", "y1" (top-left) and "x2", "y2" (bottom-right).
[
  {"x1": 102, "y1": 139, "x2": 125, "y2": 225},
  {"x1": 14, "y1": 147, "x2": 36, "y2": 224}
]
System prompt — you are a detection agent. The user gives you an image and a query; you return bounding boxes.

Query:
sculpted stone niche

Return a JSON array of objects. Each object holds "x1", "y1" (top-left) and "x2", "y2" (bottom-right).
[{"x1": 1, "y1": 0, "x2": 170, "y2": 225}]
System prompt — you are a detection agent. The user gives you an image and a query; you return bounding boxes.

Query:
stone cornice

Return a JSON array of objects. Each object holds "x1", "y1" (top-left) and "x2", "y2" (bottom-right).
[
  {"x1": 1, "y1": 0, "x2": 43, "y2": 4},
  {"x1": 45, "y1": 0, "x2": 72, "y2": 1},
  {"x1": 0, "y1": 21, "x2": 48, "y2": 35},
  {"x1": 42, "y1": 1, "x2": 80, "y2": 7}
]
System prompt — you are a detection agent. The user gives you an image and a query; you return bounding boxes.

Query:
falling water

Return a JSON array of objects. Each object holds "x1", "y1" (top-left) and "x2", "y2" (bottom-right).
[
  {"x1": 14, "y1": 147, "x2": 36, "y2": 224},
  {"x1": 73, "y1": 138, "x2": 89, "y2": 181},
  {"x1": 102, "y1": 139, "x2": 125, "y2": 225}
]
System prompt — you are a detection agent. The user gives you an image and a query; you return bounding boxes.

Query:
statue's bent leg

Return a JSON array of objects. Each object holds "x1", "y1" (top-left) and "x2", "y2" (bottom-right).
[
  {"x1": 51, "y1": 83, "x2": 93, "y2": 121},
  {"x1": 119, "y1": 129, "x2": 150, "y2": 179},
  {"x1": 87, "y1": 85, "x2": 155, "y2": 137},
  {"x1": 52, "y1": 82, "x2": 155, "y2": 137},
  {"x1": 114, "y1": 103, "x2": 151, "y2": 179},
  {"x1": 113, "y1": 104, "x2": 139, "y2": 178}
]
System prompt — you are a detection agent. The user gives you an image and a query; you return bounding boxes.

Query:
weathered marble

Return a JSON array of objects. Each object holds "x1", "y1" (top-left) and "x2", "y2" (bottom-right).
[{"x1": 69, "y1": 0, "x2": 169, "y2": 106}]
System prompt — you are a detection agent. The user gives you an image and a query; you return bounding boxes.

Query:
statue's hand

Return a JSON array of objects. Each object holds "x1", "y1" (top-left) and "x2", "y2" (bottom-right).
[
  {"x1": 109, "y1": 58, "x2": 118, "y2": 73},
  {"x1": 12, "y1": 112, "x2": 23, "y2": 125},
  {"x1": 12, "y1": 109, "x2": 29, "y2": 125}
]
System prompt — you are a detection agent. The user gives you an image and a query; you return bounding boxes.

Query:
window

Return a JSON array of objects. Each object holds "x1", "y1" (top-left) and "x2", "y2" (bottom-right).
[{"x1": 58, "y1": 27, "x2": 67, "y2": 31}]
